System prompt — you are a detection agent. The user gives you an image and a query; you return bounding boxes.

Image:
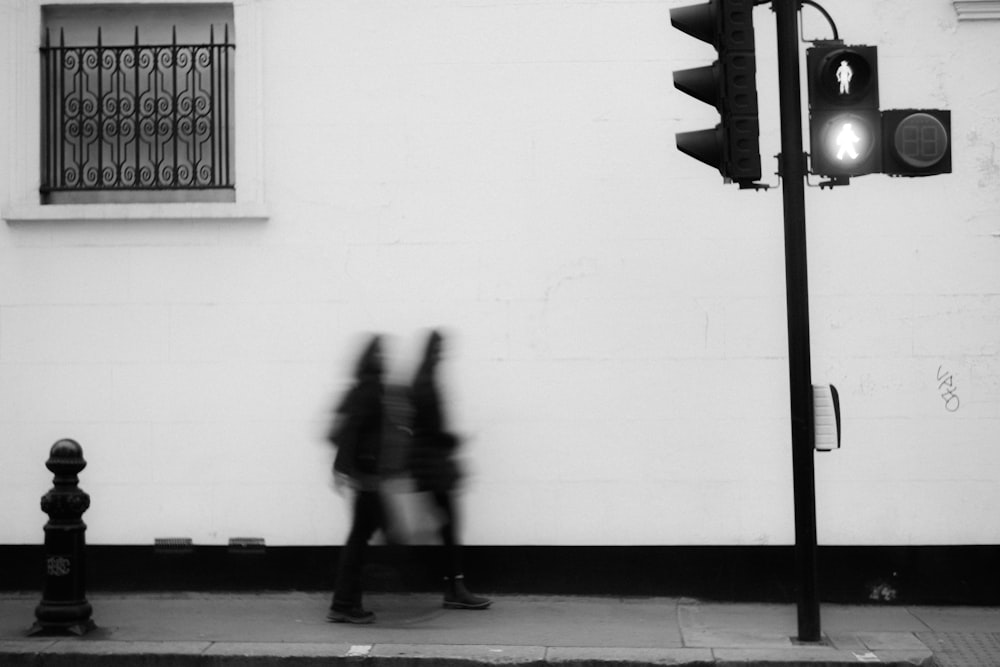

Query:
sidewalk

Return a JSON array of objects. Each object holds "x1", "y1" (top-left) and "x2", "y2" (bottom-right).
[{"x1": 2, "y1": 592, "x2": 997, "y2": 666}]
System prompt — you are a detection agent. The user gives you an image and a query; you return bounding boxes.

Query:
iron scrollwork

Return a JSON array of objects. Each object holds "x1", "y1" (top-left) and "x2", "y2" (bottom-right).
[{"x1": 41, "y1": 25, "x2": 234, "y2": 193}]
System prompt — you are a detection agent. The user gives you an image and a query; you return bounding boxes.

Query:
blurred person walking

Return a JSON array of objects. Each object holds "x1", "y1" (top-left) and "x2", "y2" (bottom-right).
[
  {"x1": 326, "y1": 335, "x2": 389, "y2": 624},
  {"x1": 408, "y1": 330, "x2": 491, "y2": 610}
]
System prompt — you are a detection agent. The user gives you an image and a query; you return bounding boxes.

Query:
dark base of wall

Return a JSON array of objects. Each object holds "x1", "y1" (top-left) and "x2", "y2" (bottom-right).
[{"x1": 2, "y1": 545, "x2": 997, "y2": 605}]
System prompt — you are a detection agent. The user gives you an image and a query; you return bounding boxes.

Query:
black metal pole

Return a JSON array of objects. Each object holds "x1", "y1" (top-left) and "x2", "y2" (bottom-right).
[{"x1": 773, "y1": 0, "x2": 821, "y2": 642}]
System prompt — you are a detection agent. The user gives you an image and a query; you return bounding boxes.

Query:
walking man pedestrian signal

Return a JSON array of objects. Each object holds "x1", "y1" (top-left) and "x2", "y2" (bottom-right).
[
  {"x1": 813, "y1": 113, "x2": 877, "y2": 174},
  {"x1": 835, "y1": 123, "x2": 860, "y2": 160}
]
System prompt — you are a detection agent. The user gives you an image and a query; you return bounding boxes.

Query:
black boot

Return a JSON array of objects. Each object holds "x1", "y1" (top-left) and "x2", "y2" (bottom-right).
[
  {"x1": 443, "y1": 575, "x2": 491, "y2": 609},
  {"x1": 327, "y1": 605, "x2": 376, "y2": 624}
]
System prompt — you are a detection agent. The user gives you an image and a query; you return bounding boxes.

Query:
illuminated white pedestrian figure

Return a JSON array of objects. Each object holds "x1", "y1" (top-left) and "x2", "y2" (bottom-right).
[
  {"x1": 835, "y1": 122, "x2": 860, "y2": 160},
  {"x1": 836, "y1": 60, "x2": 853, "y2": 95}
]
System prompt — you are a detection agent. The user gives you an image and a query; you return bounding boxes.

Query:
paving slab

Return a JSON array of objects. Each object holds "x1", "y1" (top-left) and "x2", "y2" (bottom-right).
[
  {"x1": 824, "y1": 633, "x2": 867, "y2": 651},
  {"x1": 370, "y1": 644, "x2": 547, "y2": 664},
  {"x1": 546, "y1": 646, "x2": 714, "y2": 666},
  {"x1": 855, "y1": 632, "x2": 930, "y2": 650},
  {"x1": 202, "y1": 641, "x2": 355, "y2": 657},
  {"x1": 678, "y1": 603, "x2": 798, "y2": 648},
  {"x1": 820, "y1": 605, "x2": 931, "y2": 633},
  {"x1": 917, "y1": 631, "x2": 1000, "y2": 667},
  {"x1": 908, "y1": 606, "x2": 1000, "y2": 632},
  {"x1": 712, "y1": 647, "x2": 934, "y2": 665}
]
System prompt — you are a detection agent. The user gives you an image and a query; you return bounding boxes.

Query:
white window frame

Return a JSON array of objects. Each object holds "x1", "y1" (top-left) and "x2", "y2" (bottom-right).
[{"x1": 2, "y1": 0, "x2": 267, "y2": 223}]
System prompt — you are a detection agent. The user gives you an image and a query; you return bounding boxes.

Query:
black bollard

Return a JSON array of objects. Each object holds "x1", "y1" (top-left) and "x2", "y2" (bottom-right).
[{"x1": 29, "y1": 439, "x2": 96, "y2": 636}]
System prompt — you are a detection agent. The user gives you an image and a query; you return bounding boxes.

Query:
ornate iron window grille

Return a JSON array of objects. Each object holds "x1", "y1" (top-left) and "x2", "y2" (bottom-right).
[{"x1": 40, "y1": 25, "x2": 234, "y2": 194}]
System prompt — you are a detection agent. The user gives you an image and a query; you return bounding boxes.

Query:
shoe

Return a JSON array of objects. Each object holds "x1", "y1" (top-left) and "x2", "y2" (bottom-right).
[
  {"x1": 443, "y1": 575, "x2": 492, "y2": 610},
  {"x1": 327, "y1": 606, "x2": 376, "y2": 624}
]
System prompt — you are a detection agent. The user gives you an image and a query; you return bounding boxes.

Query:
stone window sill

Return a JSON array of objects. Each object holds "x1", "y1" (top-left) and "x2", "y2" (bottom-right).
[
  {"x1": 3, "y1": 202, "x2": 269, "y2": 224},
  {"x1": 955, "y1": 0, "x2": 1000, "y2": 20}
]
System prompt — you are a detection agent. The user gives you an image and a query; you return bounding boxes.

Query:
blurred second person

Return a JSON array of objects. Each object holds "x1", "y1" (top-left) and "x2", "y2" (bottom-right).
[{"x1": 408, "y1": 330, "x2": 491, "y2": 610}]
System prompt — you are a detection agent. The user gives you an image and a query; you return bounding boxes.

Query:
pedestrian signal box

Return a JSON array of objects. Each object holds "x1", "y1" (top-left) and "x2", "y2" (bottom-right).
[{"x1": 807, "y1": 44, "x2": 881, "y2": 177}]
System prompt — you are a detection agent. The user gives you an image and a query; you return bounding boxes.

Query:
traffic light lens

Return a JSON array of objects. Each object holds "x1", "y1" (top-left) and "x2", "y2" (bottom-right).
[
  {"x1": 813, "y1": 111, "x2": 880, "y2": 174},
  {"x1": 892, "y1": 112, "x2": 949, "y2": 168},
  {"x1": 823, "y1": 52, "x2": 871, "y2": 100}
]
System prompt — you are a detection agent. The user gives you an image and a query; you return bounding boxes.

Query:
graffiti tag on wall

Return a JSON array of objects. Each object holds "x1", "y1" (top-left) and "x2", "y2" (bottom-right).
[{"x1": 936, "y1": 365, "x2": 960, "y2": 412}]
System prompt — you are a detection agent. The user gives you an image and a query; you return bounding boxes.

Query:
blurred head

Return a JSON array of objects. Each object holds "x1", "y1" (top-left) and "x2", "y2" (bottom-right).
[
  {"x1": 423, "y1": 329, "x2": 444, "y2": 365},
  {"x1": 414, "y1": 329, "x2": 444, "y2": 383},
  {"x1": 355, "y1": 335, "x2": 383, "y2": 379}
]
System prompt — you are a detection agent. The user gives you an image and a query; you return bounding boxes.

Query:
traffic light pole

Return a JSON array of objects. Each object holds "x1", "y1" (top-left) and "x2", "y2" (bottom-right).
[{"x1": 773, "y1": 0, "x2": 821, "y2": 643}]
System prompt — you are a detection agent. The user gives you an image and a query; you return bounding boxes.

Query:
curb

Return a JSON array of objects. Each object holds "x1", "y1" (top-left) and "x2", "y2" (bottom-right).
[{"x1": 0, "y1": 640, "x2": 938, "y2": 667}]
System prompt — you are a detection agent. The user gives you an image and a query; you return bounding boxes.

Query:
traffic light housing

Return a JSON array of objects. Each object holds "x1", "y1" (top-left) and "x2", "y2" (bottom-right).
[
  {"x1": 807, "y1": 44, "x2": 881, "y2": 177},
  {"x1": 882, "y1": 109, "x2": 951, "y2": 176},
  {"x1": 672, "y1": 0, "x2": 761, "y2": 188}
]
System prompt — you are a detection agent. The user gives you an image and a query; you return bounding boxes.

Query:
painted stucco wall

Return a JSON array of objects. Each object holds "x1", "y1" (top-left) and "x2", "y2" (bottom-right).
[{"x1": 1, "y1": 0, "x2": 998, "y2": 547}]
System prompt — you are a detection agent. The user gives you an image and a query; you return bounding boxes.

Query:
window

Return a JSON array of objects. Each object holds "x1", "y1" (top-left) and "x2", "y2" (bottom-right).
[
  {"x1": 41, "y1": 5, "x2": 235, "y2": 203},
  {"x1": 2, "y1": 0, "x2": 265, "y2": 222}
]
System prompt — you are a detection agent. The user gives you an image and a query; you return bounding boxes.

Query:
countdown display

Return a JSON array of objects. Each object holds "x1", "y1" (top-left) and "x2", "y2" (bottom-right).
[{"x1": 882, "y1": 110, "x2": 951, "y2": 176}]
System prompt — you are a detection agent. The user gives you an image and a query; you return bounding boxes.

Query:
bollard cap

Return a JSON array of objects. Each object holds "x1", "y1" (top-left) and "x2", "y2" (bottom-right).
[
  {"x1": 40, "y1": 439, "x2": 91, "y2": 516},
  {"x1": 46, "y1": 439, "x2": 86, "y2": 474},
  {"x1": 50, "y1": 438, "x2": 83, "y2": 459}
]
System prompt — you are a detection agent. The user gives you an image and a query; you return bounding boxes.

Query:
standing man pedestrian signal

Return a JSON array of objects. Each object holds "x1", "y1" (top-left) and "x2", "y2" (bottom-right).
[{"x1": 836, "y1": 60, "x2": 853, "y2": 95}]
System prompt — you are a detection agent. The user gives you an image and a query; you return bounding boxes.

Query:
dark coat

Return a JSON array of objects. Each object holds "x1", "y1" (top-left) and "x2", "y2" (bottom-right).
[
  {"x1": 408, "y1": 371, "x2": 461, "y2": 492},
  {"x1": 330, "y1": 338, "x2": 384, "y2": 486},
  {"x1": 331, "y1": 380, "x2": 383, "y2": 480}
]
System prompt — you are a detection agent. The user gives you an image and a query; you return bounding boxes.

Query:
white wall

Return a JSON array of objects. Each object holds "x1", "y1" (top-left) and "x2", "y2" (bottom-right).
[{"x1": 1, "y1": 0, "x2": 998, "y2": 547}]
